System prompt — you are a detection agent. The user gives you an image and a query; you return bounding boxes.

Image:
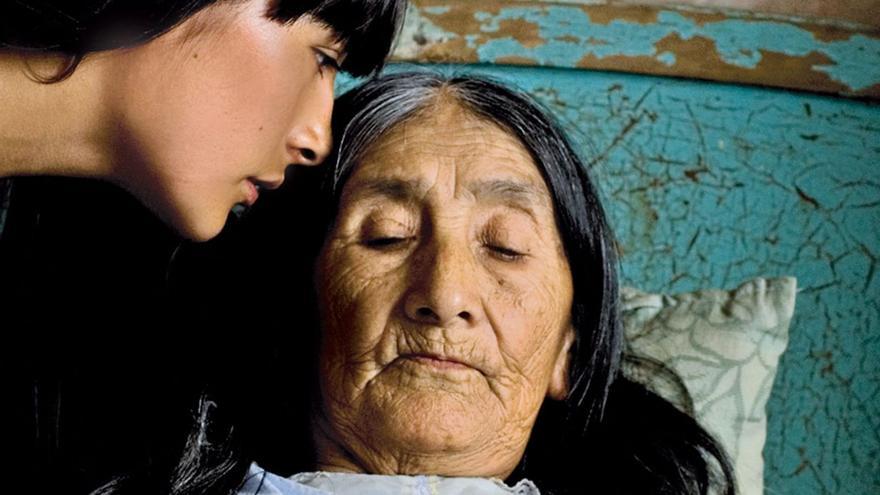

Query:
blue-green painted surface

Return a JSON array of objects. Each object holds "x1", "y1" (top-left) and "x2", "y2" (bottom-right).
[
  {"x1": 340, "y1": 62, "x2": 880, "y2": 493},
  {"x1": 400, "y1": 4, "x2": 880, "y2": 93}
]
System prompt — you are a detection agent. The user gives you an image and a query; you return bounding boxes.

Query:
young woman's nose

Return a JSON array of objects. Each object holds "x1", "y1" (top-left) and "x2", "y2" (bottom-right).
[
  {"x1": 286, "y1": 77, "x2": 333, "y2": 166},
  {"x1": 403, "y1": 237, "x2": 482, "y2": 328}
]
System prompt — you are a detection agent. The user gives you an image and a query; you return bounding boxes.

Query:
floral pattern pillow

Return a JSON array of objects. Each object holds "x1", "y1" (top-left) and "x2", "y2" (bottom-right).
[{"x1": 621, "y1": 277, "x2": 797, "y2": 495}]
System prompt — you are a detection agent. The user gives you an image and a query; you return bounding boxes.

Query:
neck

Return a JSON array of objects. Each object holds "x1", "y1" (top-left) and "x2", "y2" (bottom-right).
[
  {"x1": 0, "y1": 51, "x2": 115, "y2": 179},
  {"x1": 311, "y1": 414, "x2": 523, "y2": 481}
]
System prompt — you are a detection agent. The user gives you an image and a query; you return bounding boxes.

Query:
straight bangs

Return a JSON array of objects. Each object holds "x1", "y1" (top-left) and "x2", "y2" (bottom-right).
[{"x1": 270, "y1": 0, "x2": 405, "y2": 77}]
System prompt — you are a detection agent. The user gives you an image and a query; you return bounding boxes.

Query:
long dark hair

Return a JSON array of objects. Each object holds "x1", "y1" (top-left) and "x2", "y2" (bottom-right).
[
  {"x1": 0, "y1": 0, "x2": 405, "y2": 81},
  {"x1": 151, "y1": 71, "x2": 735, "y2": 494},
  {"x1": 314, "y1": 72, "x2": 736, "y2": 494},
  {"x1": 0, "y1": 1, "x2": 406, "y2": 492}
]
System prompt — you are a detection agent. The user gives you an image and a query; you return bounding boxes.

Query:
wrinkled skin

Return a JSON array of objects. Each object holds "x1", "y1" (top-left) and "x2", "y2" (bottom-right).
[{"x1": 314, "y1": 98, "x2": 575, "y2": 479}]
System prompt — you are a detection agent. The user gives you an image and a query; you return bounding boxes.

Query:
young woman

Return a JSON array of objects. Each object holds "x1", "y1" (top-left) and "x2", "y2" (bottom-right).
[
  {"x1": 0, "y1": 0, "x2": 405, "y2": 240},
  {"x1": 0, "y1": 2, "x2": 405, "y2": 493}
]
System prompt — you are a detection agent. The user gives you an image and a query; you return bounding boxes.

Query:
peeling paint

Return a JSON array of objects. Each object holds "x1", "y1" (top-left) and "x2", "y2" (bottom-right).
[
  {"x1": 396, "y1": 2, "x2": 880, "y2": 98},
  {"x1": 654, "y1": 13, "x2": 880, "y2": 91},
  {"x1": 422, "y1": 5, "x2": 451, "y2": 15},
  {"x1": 656, "y1": 50, "x2": 677, "y2": 66},
  {"x1": 482, "y1": 17, "x2": 544, "y2": 49},
  {"x1": 339, "y1": 59, "x2": 880, "y2": 494}
]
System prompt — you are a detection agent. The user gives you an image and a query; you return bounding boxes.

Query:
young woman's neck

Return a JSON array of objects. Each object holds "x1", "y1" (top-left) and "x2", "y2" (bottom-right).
[{"x1": 0, "y1": 51, "x2": 116, "y2": 179}]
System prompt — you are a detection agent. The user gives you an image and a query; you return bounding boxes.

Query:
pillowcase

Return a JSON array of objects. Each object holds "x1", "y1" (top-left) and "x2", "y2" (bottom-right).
[{"x1": 621, "y1": 276, "x2": 797, "y2": 495}]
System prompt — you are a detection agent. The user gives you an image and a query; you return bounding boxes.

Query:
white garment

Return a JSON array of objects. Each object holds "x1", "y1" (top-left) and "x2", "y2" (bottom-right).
[{"x1": 238, "y1": 463, "x2": 541, "y2": 495}]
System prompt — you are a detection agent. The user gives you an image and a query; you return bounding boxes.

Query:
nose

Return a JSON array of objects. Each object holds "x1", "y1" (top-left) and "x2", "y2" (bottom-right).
[
  {"x1": 286, "y1": 76, "x2": 333, "y2": 167},
  {"x1": 403, "y1": 237, "x2": 481, "y2": 328}
]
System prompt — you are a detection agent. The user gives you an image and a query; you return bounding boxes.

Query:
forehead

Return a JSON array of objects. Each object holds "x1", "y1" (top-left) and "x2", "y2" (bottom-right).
[{"x1": 351, "y1": 100, "x2": 548, "y2": 192}]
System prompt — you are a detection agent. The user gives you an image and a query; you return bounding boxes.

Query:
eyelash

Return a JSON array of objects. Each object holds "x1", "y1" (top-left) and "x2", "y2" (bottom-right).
[
  {"x1": 486, "y1": 244, "x2": 525, "y2": 262},
  {"x1": 361, "y1": 232, "x2": 526, "y2": 263},
  {"x1": 363, "y1": 236, "x2": 413, "y2": 249},
  {"x1": 314, "y1": 50, "x2": 340, "y2": 75}
]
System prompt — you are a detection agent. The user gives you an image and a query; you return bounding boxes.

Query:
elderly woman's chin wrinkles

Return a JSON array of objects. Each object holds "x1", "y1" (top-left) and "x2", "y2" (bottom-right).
[
  {"x1": 313, "y1": 318, "x2": 539, "y2": 477},
  {"x1": 320, "y1": 389, "x2": 531, "y2": 474},
  {"x1": 312, "y1": 100, "x2": 574, "y2": 480}
]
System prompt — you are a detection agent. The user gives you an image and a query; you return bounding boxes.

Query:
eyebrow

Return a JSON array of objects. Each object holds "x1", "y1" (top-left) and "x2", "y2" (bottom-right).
[
  {"x1": 468, "y1": 179, "x2": 547, "y2": 213},
  {"x1": 345, "y1": 178, "x2": 548, "y2": 215}
]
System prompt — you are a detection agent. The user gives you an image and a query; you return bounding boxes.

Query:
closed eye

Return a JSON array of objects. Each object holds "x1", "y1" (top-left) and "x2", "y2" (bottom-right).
[
  {"x1": 314, "y1": 49, "x2": 340, "y2": 75},
  {"x1": 486, "y1": 244, "x2": 525, "y2": 262},
  {"x1": 363, "y1": 237, "x2": 413, "y2": 249}
]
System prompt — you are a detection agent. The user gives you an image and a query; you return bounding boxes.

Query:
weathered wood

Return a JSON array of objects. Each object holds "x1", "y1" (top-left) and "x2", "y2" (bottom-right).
[{"x1": 393, "y1": 1, "x2": 880, "y2": 99}]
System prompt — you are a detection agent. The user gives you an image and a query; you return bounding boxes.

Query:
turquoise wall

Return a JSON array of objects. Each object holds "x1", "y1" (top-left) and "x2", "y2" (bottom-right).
[{"x1": 344, "y1": 62, "x2": 880, "y2": 493}]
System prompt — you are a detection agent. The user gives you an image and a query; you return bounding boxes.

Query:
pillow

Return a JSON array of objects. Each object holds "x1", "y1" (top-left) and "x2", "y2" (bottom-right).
[{"x1": 621, "y1": 276, "x2": 797, "y2": 495}]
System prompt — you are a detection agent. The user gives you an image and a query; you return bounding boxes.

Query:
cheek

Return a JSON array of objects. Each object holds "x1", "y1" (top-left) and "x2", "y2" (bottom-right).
[
  {"x1": 194, "y1": 32, "x2": 305, "y2": 146},
  {"x1": 317, "y1": 246, "x2": 404, "y2": 367},
  {"x1": 219, "y1": 34, "x2": 310, "y2": 118},
  {"x1": 161, "y1": 26, "x2": 307, "y2": 163},
  {"x1": 490, "y1": 266, "x2": 571, "y2": 381}
]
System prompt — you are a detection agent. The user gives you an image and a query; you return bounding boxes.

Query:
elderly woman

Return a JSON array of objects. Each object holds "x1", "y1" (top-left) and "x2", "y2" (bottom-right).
[{"x1": 188, "y1": 73, "x2": 736, "y2": 494}]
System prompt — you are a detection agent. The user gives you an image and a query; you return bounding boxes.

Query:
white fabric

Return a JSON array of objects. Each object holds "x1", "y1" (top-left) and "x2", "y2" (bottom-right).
[
  {"x1": 622, "y1": 276, "x2": 797, "y2": 495},
  {"x1": 238, "y1": 464, "x2": 541, "y2": 495}
]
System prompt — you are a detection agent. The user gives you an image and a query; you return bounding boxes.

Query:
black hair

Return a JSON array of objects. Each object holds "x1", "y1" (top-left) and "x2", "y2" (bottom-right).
[
  {"x1": 0, "y1": 1, "x2": 405, "y2": 491},
  {"x1": 313, "y1": 71, "x2": 736, "y2": 494},
  {"x1": 269, "y1": 0, "x2": 405, "y2": 77},
  {"x1": 323, "y1": 73, "x2": 619, "y2": 433},
  {"x1": 0, "y1": 0, "x2": 405, "y2": 81},
  {"x1": 75, "y1": 70, "x2": 736, "y2": 494}
]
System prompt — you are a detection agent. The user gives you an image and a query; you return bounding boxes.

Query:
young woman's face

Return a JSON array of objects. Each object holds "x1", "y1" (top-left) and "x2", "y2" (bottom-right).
[{"x1": 109, "y1": 0, "x2": 341, "y2": 240}]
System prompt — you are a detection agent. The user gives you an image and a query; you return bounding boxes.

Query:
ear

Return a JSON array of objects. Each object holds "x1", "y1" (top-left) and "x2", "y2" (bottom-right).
[{"x1": 547, "y1": 327, "x2": 575, "y2": 400}]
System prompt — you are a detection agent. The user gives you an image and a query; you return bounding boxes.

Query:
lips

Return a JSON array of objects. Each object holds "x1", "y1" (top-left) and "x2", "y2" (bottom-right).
[
  {"x1": 242, "y1": 176, "x2": 284, "y2": 208},
  {"x1": 251, "y1": 176, "x2": 285, "y2": 191},
  {"x1": 244, "y1": 179, "x2": 260, "y2": 206},
  {"x1": 398, "y1": 352, "x2": 474, "y2": 371}
]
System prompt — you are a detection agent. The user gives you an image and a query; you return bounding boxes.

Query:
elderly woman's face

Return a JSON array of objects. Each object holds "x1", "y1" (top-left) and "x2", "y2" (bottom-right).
[{"x1": 314, "y1": 100, "x2": 574, "y2": 478}]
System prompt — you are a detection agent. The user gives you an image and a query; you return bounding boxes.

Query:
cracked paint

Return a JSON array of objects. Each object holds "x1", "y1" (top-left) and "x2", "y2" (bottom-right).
[
  {"x1": 339, "y1": 59, "x2": 880, "y2": 494},
  {"x1": 395, "y1": 1, "x2": 880, "y2": 98},
  {"x1": 516, "y1": 65, "x2": 878, "y2": 494}
]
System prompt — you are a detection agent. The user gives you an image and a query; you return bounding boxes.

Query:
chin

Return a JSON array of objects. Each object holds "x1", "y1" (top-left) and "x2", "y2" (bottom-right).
[
  {"x1": 374, "y1": 393, "x2": 488, "y2": 453},
  {"x1": 173, "y1": 212, "x2": 227, "y2": 242},
  {"x1": 133, "y1": 187, "x2": 228, "y2": 241}
]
